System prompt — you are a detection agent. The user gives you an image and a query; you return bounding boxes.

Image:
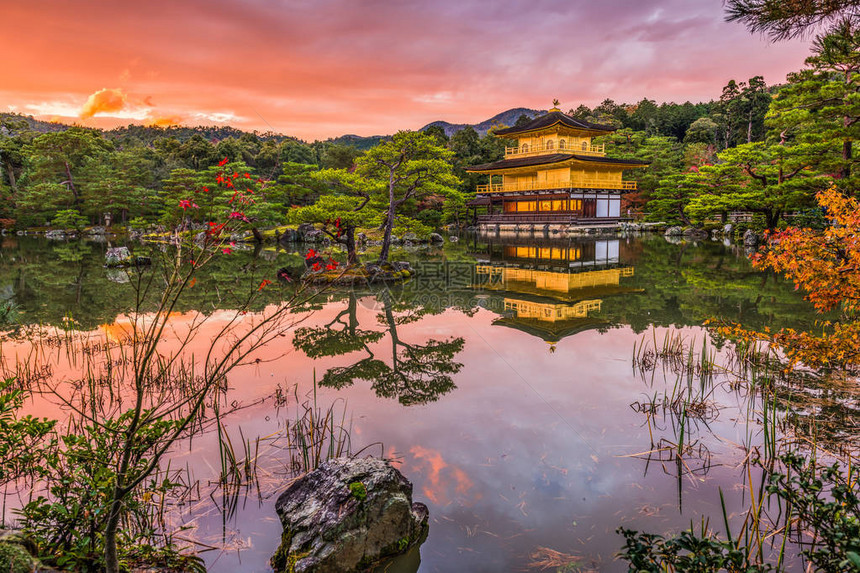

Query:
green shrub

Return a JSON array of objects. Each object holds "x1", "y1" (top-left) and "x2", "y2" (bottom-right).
[
  {"x1": 50, "y1": 209, "x2": 87, "y2": 231},
  {"x1": 127, "y1": 216, "x2": 149, "y2": 231},
  {"x1": 416, "y1": 209, "x2": 443, "y2": 229}
]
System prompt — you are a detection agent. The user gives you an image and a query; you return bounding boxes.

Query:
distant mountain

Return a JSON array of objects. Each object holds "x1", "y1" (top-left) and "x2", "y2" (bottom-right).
[
  {"x1": 420, "y1": 107, "x2": 544, "y2": 137},
  {"x1": 1, "y1": 106, "x2": 547, "y2": 148}
]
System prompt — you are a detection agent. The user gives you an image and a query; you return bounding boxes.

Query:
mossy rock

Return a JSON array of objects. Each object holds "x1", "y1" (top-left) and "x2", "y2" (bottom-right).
[
  {"x1": 272, "y1": 458, "x2": 428, "y2": 573},
  {"x1": 0, "y1": 541, "x2": 37, "y2": 573}
]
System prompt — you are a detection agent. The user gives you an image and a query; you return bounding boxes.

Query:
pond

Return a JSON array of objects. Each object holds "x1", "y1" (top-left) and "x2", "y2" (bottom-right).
[{"x1": 0, "y1": 233, "x2": 843, "y2": 571}]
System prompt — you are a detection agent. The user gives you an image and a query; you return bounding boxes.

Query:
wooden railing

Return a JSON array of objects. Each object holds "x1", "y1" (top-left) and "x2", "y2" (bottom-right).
[
  {"x1": 475, "y1": 214, "x2": 624, "y2": 224},
  {"x1": 476, "y1": 213, "x2": 580, "y2": 224},
  {"x1": 505, "y1": 143, "x2": 605, "y2": 158},
  {"x1": 476, "y1": 179, "x2": 636, "y2": 193}
]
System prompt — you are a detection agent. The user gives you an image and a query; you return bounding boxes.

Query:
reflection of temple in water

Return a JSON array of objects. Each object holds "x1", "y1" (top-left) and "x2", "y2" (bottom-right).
[{"x1": 470, "y1": 237, "x2": 640, "y2": 343}]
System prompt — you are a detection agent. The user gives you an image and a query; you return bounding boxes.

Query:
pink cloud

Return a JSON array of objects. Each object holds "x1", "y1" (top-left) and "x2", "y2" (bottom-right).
[{"x1": 1, "y1": 0, "x2": 813, "y2": 139}]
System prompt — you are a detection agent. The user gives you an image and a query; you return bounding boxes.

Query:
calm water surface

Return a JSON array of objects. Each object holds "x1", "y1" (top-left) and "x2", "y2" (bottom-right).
[{"x1": 0, "y1": 234, "x2": 832, "y2": 571}]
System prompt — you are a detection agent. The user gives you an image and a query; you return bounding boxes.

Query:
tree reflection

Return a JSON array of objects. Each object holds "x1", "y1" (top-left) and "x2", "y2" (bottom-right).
[{"x1": 292, "y1": 289, "x2": 464, "y2": 405}]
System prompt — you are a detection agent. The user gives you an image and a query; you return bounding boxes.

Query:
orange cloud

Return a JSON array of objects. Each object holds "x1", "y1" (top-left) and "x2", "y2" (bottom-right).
[
  {"x1": 80, "y1": 88, "x2": 127, "y2": 119},
  {"x1": 410, "y1": 445, "x2": 477, "y2": 505},
  {"x1": 145, "y1": 114, "x2": 185, "y2": 127}
]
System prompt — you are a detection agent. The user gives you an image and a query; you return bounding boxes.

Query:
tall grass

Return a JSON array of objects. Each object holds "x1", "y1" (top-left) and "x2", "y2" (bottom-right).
[{"x1": 626, "y1": 325, "x2": 860, "y2": 570}]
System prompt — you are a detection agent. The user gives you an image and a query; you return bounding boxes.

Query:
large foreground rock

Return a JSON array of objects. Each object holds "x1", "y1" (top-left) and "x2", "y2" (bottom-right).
[{"x1": 272, "y1": 457, "x2": 429, "y2": 573}]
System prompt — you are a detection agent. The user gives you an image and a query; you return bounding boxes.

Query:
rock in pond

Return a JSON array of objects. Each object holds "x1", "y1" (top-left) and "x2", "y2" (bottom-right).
[
  {"x1": 429, "y1": 232, "x2": 444, "y2": 244},
  {"x1": 278, "y1": 228, "x2": 300, "y2": 245},
  {"x1": 272, "y1": 457, "x2": 429, "y2": 573},
  {"x1": 682, "y1": 227, "x2": 708, "y2": 240},
  {"x1": 105, "y1": 246, "x2": 131, "y2": 266},
  {"x1": 105, "y1": 246, "x2": 152, "y2": 268},
  {"x1": 743, "y1": 228, "x2": 759, "y2": 247}
]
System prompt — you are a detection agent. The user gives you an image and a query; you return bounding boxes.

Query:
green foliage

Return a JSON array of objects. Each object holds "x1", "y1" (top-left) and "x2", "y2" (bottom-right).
[
  {"x1": 127, "y1": 216, "x2": 149, "y2": 230},
  {"x1": 348, "y1": 481, "x2": 367, "y2": 502},
  {"x1": 768, "y1": 453, "x2": 860, "y2": 570},
  {"x1": 618, "y1": 525, "x2": 772, "y2": 572},
  {"x1": 724, "y1": 0, "x2": 858, "y2": 41},
  {"x1": 273, "y1": 162, "x2": 329, "y2": 207},
  {"x1": 158, "y1": 167, "x2": 201, "y2": 226},
  {"x1": 50, "y1": 208, "x2": 88, "y2": 231},
  {"x1": 122, "y1": 543, "x2": 207, "y2": 573},
  {"x1": 448, "y1": 126, "x2": 506, "y2": 194},
  {"x1": 318, "y1": 142, "x2": 363, "y2": 169},
  {"x1": 570, "y1": 99, "x2": 713, "y2": 141},
  {"x1": 19, "y1": 411, "x2": 182, "y2": 571},
  {"x1": 684, "y1": 117, "x2": 719, "y2": 145},
  {"x1": 355, "y1": 130, "x2": 459, "y2": 262},
  {"x1": 597, "y1": 130, "x2": 685, "y2": 205},
  {"x1": 289, "y1": 194, "x2": 378, "y2": 230},
  {"x1": 288, "y1": 176, "x2": 380, "y2": 264},
  {"x1": 649, "y1": 138, "x2": 826, "y2": 228},
  {"x1": 0, "y1": 379, "x2": 55, "y2": 484},
  {"x1": 0, "y1": 301, "x2": 18, "y2": 326},
  {"x1": 768, "y1": 22, "x2": 860, "y2": 189},
  {"x1": 416, "y1": 208, "x2": 443, "y2": 229},
  {"x1": 393, "y1": 217, "x2": 433, "y2": 240},
  {"x1": 618, "y1": 453, "x2": 860, "y2": 572},
  {"x1": 648, "y1": 172, "x2": 702, "y2": 225}
]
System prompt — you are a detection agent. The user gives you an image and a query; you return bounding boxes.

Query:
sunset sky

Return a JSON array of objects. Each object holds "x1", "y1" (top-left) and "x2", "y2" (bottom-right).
[{"x1": 2, "y1": 0, "x2": 812, "y2": 140}]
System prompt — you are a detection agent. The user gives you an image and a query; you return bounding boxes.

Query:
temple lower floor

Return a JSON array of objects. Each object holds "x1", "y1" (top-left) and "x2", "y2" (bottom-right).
[{"x1": 469, "y1": 190, "x2": 624, "y2": 225}]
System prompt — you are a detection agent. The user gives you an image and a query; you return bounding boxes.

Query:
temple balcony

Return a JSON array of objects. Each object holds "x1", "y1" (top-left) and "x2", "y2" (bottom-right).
[
  {"x1": 504, "y1": 143, "x2": 605, "y2": 158},
  {"x1": 476, "y1": 179, "x2": 636, "y2": 193}
]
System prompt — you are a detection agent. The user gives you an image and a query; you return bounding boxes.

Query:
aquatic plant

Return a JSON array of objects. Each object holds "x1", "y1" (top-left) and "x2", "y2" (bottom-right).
[{"x1": 3, "y1": 162, "x2": 320, "y2": 573}]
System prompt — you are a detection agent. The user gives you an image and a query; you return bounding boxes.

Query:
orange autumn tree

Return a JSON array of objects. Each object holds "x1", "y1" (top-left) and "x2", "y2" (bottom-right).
[{"x1": 722, "y1": 186, "x2": 860, "y2": 370}]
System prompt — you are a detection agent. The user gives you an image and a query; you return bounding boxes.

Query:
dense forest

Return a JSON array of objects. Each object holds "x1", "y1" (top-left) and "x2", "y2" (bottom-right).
[{"x1": 0, "y1": 23, "x2": 856, "y2": 233}]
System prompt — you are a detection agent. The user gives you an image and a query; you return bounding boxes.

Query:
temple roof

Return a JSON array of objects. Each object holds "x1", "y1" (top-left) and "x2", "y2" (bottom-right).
[
  {"x1": 492, "y1": 315, "x2": 608, "y2": 344},
  {"x1": 493, "y1": 111, "x2": 616, "y2": 137},
  {"x1": 467, "y1": 153, "x2": 649, "y2": 173}
]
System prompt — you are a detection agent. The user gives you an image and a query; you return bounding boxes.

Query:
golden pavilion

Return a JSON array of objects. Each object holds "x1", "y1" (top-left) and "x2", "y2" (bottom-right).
[{"x1": 467, "y1": 105, "x2": 648, "y2": 225}]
